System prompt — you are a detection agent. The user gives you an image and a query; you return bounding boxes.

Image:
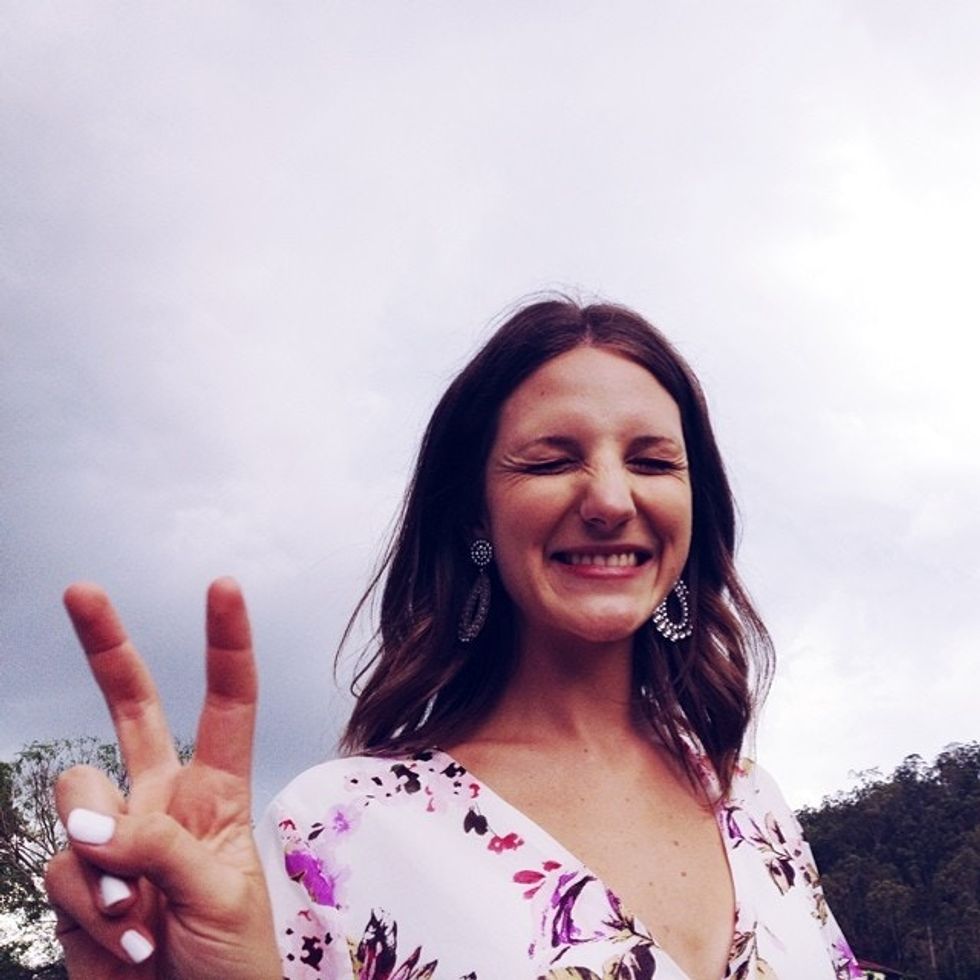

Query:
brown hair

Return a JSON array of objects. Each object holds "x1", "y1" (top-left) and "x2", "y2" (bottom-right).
[{"x1": 338, "y1": 297, "x2": 773, "y2": 796}]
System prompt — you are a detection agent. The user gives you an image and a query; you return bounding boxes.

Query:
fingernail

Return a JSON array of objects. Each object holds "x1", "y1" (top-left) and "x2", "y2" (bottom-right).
[
  {"x1": 66, "y1": 808, "x2": 116, "y2": 845},
  {"x1": 120, "y1": 929, "x2": 154, "y2": 964},
  {"x1": 99, "y1": 874, "x2": 131, "y2": 908}
]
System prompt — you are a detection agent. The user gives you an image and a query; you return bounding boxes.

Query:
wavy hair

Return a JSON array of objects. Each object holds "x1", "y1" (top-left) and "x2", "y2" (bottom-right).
[{"x1": 338, "y1": 298, "x2": 773, "y2": 796}]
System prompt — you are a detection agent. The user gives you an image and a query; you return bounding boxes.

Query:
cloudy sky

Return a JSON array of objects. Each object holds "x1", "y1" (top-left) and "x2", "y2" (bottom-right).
[{"x1": 2, "y1": 2, "x2": 978, "y2": 814}]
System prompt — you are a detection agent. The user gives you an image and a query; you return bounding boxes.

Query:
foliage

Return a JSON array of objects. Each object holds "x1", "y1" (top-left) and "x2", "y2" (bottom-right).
[
  {"x1": 0, "y1": 938, "x2": 30, "y2": 980},
  {"x1": 0, "y1": 942, "x2": 67, "y2": 980},
  {"x1": 0, "y1": 735, "x2": 192, "y2": 974},
  {"x1": 1, "y1": 764, "x2": 37, "y2": 921},
  {"x1": 799, "y1": 742, "x2": 980, "y2": 980},
  {"x1": 1, "y1": 738, "x2": 126, "y2": 925}
]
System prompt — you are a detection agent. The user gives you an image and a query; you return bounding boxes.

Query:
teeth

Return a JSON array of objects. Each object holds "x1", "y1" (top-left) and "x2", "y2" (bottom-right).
[{"x1": 567, "y1": 552, "x2": 638, "y2": 567}]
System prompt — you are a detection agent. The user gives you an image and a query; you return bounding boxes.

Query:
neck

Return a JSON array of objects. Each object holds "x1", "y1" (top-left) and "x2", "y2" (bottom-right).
[{"x1": 475, "y1": 626, "x2": 642, "y2": 758}]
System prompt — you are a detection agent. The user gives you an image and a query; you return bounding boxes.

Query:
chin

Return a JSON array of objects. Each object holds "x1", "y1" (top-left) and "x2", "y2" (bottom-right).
[
  {"x1": 559, "y1": 612, "x2": 650, "y2": 646},
  {"x1": 518, "y1": 597, "x2": 655, "y2": 648}
]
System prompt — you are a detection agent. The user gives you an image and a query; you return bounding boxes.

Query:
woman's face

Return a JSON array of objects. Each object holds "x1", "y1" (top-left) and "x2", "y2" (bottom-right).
[{"x1": 482, "y1": 345, "x2": 693, "y2": 649}]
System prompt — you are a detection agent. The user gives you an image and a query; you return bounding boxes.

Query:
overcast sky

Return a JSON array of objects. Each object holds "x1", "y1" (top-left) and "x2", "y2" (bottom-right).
[{"x1": 2, "y1": 2, "x2": 978, "y2": 814}]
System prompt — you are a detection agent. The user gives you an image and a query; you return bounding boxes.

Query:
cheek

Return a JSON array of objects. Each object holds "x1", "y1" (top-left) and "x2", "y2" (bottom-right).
[
  {"x1": 485, "y1": 482, "x2": 554, "y2": 540},
  {"x1": 676, "y1": 495, "x2": 694, "y2": 540},
  {"x1": 652, "y1": 484, "x2": 693, "y2": 562},
  {"x1": 487, "y1": 507, "x2": 540, "y2": 570},
  {"x1": 674, "y1": 496, "x2": 694, "y2": 568},
  {"x1": 484, "y1": 491, "x2": 553, "y2": 588}
]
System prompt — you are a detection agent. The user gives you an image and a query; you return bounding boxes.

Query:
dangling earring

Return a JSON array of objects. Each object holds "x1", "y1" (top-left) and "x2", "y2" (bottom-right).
[
  {"x1": 652, "y1": 580, "x2": 693, "y2": 642},
  {"x1": 457, "y1": 539, "x2": 493, "y2": 643}
]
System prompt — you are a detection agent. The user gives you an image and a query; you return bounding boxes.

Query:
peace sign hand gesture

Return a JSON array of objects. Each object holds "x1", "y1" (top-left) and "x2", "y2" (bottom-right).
[{"x1": 44, "y1": 579, "x2": 281, "y2": 978}]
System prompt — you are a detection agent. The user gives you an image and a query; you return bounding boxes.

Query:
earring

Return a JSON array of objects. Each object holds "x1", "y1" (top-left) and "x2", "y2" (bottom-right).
[
  {"x1": 652, "y1": 580, "x2": 693, "y2": 642},
  {"x1": 457, "y1": 539, "x2": 493, "y2": 643}
]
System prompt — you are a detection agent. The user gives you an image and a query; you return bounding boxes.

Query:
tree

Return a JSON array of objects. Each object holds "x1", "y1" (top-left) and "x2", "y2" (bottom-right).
[
  {"x1": 799, "y1": 741, "x2": 980, "y2": 980},
  {"x1": 1, "y1": 762, "x2": 38, "y2": 921},
  {"x1": 0, "y1": 735, "x2": 192, "y2": 975},
  {"x1": 0, "y1": 937, "x2": 32, "y2": 980}
]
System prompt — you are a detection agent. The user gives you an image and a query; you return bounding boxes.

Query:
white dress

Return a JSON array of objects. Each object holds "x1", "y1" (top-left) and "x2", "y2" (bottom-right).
[{"x1": 255, "y1": 749, "x2": 861, "y2": 979}]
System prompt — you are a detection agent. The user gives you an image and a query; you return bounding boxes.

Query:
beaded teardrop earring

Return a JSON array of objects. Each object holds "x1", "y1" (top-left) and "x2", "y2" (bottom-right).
[
  {"x1": 457, "y1": 539, "x2": 493, "y2": 643},
  {"x1": 652, "y1": 579, "x2": 693, "y2": 642}
]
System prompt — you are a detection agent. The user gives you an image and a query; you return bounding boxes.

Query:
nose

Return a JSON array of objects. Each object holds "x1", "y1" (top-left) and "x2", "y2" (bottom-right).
[{"x1": 579, "y1": 463, "x2": 637, "y2": 530}]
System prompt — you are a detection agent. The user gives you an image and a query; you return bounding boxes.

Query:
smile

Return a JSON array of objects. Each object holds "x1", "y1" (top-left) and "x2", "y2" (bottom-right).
[{"x1": 553, "y1": 551, "x2": 650, "y2": 567}]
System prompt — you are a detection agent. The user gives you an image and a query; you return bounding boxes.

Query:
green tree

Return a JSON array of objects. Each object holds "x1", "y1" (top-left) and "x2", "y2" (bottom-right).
[
  {"x1": 1, "y1": 762, "x2": 37, "y2": 920},
  {"x1": 799, "y1": 741, "x2": 980, "y2": 980}
]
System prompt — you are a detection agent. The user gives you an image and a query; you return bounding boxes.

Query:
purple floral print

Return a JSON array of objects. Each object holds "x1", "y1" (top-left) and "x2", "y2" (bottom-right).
[{"x1": 258, "y1": 751, "x2": 861, "y2": 979}]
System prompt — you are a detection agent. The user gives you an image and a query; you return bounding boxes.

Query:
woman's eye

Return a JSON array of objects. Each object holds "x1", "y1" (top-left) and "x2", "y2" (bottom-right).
[
  {"x1": 524, "y1": 459, "x2": 575, "y2": 474},
  {"x1": 630, "y1": 457, "x2": 676, "y2": 473}
]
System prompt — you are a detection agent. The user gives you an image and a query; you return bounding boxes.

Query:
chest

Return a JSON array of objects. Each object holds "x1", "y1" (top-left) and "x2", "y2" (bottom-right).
[{"x1": 486, "y1": 765, "x2": 736, "y2": 980}]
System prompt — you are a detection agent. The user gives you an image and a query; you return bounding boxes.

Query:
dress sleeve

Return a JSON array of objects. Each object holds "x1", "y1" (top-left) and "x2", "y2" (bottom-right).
[
  {"x1": 749, "y1": 763, "x2": 863, "y2": 980},
  {"x1": 254, "y1": 789, "x2": 356, "y2": 980}
]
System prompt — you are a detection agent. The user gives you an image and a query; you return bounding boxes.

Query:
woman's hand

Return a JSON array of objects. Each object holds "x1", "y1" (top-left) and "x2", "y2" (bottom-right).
[{"x1": 43, "y1": 579, "x2": 282, "y2": 978}]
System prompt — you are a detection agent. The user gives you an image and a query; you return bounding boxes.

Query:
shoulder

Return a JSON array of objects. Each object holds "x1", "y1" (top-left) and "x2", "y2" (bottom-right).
[
  {"x1": 272, "y1": 753, "x2": 392, "y2": 801},
  {"x1": 265, "y1": 749, "x2": 474, "y2": 823},
  {"x1": 255, "y1": 749, "x2": 484, "y2": 899},
  {"x1": 729, "y1": 757, "x2": 787, "y2": 799},
  {"x1": 726, "y1": 757, "x2": 801, "y2": 825}
]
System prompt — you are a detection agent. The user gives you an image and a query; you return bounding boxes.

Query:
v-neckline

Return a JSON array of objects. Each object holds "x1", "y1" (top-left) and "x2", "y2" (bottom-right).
[{"x1": 431, "y1": 747, "x2": 749, "y2": 980}]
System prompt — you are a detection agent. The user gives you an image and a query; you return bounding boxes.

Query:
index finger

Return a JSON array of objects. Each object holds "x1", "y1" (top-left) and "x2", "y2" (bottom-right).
[
  {"x1": 193, "y1": 577, "x2": 258, "y2": 781},
  {"x1": 63, "y1": 584, "x2": 179, "y2": 781}
]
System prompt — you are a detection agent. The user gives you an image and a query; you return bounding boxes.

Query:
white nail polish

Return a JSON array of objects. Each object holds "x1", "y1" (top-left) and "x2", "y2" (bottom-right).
[
  {"x1": 120, "y1": 929, "x2": 154, "y2": 964},
  {"x1": 66, "y1": 808, "x2": 116, "y2": 845},
  {"x1": 99, "y1": 874, "x2": 131, "y2": 908}
]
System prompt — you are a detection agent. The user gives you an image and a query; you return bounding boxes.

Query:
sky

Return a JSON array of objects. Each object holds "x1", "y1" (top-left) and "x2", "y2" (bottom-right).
[{"x1": 2, "y1": 1, "x2": 978, "y2": 815}]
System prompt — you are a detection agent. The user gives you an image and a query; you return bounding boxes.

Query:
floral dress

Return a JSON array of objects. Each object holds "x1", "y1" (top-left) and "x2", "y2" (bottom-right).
[{"x1": 255, "y1": 750, "x2": 861, "y2": 980}]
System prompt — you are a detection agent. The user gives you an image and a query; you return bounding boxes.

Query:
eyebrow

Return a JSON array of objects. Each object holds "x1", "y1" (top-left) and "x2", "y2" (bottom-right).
[
  {"x1": 512, "y1": 434, "x2": 684, "y2": 455},
  {"x1": 627, "y1": 434, "x2": 684, "y2": 454}
]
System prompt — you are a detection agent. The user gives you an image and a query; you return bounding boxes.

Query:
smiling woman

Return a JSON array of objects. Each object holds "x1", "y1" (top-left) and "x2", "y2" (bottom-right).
[
  {"x1": 482, "y1": 347, "x2": 693, "y2": 651},
  {"x1": 46, "y1": 298, "x2": 862, "y2": 980},
  {"x1": 339, "y1": 301, "x2": 766, "y2": 804}
]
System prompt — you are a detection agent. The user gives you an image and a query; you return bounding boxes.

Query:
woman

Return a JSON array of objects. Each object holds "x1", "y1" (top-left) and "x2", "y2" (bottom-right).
[{"x1": 46, "y1": 299, "x2": 861, "y2": 979}]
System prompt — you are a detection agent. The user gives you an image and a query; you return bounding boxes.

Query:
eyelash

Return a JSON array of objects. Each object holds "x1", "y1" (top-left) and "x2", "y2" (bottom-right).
[
  {"x1": 522, "y1": 458, "x2": 676, "y2": 474},
  {"x1": 630, "y1": 457, "x2": 677, "y2": 473},
  {"x1": 523, "y1": 459, "x2": 575, "y2": 474}
]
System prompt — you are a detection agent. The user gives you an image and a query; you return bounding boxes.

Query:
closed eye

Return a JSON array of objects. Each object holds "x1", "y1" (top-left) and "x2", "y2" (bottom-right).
[
  {"x1": 522, "y1": 458, "x2": 577, "y2": 474},
  {"x1": 629, "y1": 457, "x2": 679, "y2": 473}
]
